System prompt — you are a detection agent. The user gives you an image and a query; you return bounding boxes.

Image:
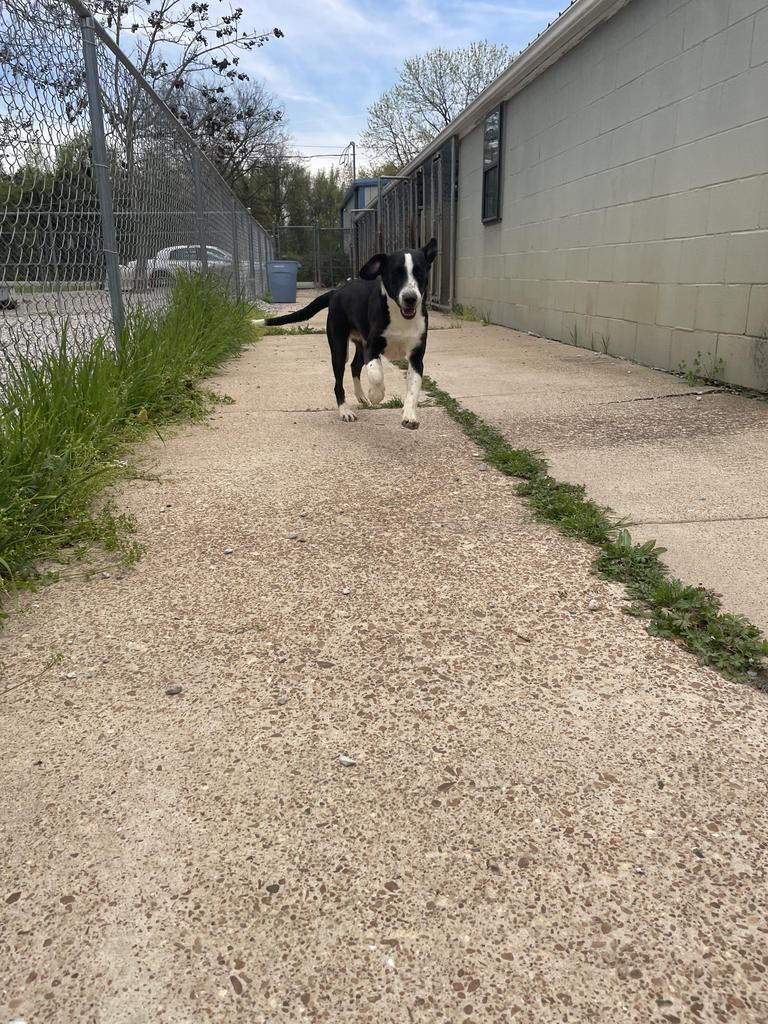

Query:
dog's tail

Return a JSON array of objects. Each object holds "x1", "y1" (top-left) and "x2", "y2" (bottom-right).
[{"x1": 252, "y1": 290, "x2": 333, "y2": 328}]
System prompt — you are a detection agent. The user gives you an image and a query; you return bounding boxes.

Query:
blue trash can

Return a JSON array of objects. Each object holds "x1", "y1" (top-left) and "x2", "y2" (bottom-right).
[{"x1": 266, "y1": 260, "x2": 301, "y2": 303}]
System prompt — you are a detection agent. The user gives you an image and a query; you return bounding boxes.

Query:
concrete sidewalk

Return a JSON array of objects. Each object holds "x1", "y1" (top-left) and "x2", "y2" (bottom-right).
[
  {"x1": 427, "y1": 315, "x2": 768, "y2": 634},
  {"x1": 2, "y1": 317, "x2": 768, "y2": 1023}
]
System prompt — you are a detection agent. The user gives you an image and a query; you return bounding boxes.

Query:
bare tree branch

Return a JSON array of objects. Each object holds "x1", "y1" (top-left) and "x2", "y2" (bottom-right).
[{"x1": 361, "y1": 41, "x2": 512, "y2": 168}]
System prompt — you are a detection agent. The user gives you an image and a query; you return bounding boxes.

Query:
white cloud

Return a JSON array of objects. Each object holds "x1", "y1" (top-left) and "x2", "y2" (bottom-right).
[{"x1": 240, "y1": 0, "x2": 557, "y2": 170}]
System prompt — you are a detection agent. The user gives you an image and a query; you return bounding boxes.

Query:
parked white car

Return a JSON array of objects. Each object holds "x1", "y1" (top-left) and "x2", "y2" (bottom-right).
[{"x1": 120, "y1": 245, "x2": 246, "y2": 289}]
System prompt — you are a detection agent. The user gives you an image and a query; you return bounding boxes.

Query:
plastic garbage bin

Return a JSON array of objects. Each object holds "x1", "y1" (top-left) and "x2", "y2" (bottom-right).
[{"x1": 266, "y1": 260, "x2": 301, "y2": 303}]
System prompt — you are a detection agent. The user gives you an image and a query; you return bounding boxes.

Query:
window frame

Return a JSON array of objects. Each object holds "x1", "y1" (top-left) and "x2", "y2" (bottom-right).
[{"x1": 482, "y1": 104, "x2": 503, "y2": 224}]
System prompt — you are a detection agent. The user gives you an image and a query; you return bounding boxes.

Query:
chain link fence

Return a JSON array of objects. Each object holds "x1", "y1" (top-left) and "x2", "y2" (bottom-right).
[
  {"x1": 0, "y1": 0, "x2": 273, "y2": 368},
  {"x1": 274, "y1": 225, "x2": 353, "y2": 289}
]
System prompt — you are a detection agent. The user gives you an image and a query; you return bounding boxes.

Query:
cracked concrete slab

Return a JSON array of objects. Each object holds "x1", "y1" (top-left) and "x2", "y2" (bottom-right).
[
  {"x1": 426, "y1": 320, "x2": 768, "y2": 632},
  {"x1": 2, "y1": 315, "x2": 768, "y2": 1023}
]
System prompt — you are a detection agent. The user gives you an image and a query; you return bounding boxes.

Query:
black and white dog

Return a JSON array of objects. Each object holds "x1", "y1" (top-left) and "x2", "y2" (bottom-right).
[{"x1": 253, "y1": 238, "x2": 438, "y2": 429}]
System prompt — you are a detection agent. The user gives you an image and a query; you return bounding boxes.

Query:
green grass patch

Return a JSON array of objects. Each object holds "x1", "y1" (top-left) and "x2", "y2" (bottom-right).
[
  {"x1": 450, "y1": 303, "x2": 491, "y2": 326},
  {"x1": 1, "y1": 274, "x2": 256, "y2": 617},
  {"x1": 416, "y1": 372, "x2": 767, "y2": 685},
  {"x1": 261, "y1": 325, "x2": 326, "y2": 336}
]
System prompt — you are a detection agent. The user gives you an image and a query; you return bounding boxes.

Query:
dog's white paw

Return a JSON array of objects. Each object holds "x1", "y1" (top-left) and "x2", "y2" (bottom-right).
[
  {"x1": 365, "y1": 360, "x2": 385, "y2": 405},
  {"x1": 401, "y1": 416, "x2": 419, "y2": 430},
  {"x1": 353, "y1": 379, "x2": 369, "y2": 406},
  {"x1": 339, "y1": 404, "x2": 358, "y2": 423}
]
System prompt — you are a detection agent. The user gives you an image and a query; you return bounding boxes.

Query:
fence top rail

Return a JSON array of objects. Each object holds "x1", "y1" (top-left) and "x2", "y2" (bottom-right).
[{"x1": 62, "y1": 0, "x2": 270, "y2": 236}]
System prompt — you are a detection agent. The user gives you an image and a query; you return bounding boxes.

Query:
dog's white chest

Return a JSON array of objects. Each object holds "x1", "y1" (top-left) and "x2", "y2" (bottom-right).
[{"x1": 381, "y1": 293, "x2": 425, "y2": 361}]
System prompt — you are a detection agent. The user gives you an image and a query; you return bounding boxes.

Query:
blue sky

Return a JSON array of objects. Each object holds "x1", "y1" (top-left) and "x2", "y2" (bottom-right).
[{"x1": 240, "y1": 0, "x2": 562, "y2": 171}]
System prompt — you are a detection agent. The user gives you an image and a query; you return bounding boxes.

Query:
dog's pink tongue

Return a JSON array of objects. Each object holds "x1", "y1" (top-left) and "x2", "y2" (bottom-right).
[{"x1": 401, "y1": 306, "x2": 416, "y2": 319}]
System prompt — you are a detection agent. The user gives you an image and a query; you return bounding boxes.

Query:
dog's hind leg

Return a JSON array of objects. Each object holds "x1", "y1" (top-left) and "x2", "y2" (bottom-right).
[
  {"x1": 350, "y1": 340, "x2": 368, "y2": 407},
  {"x1": 328, "y1": 324, "x2": 356, "y2": 422}
]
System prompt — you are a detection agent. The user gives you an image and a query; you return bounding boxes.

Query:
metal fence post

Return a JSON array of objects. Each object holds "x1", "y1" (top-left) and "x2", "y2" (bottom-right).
[
  {"x1": 246, "y1": 211, "x2": 256, "y2": 300},
  {"x1": 193, "y1": 150, "x2": 208, "y2": 275},
  {"x1": 79, "y1": 13, "x2": 125, "y2": 342},
  {"x1": 231, "y1": 199, "x2": 241, "y2": 301},
  {"x1": 260, "y1": 229, "x2": 267, "y2": 294},
  {"x1": 313, "y1": 222, "x2": 320, "y2": 286}
]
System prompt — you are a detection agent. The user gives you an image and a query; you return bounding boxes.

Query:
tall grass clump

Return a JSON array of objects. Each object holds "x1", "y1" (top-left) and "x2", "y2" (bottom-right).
[{"x1": 0, "y1": 274, "x2": 255, "y2": 611}]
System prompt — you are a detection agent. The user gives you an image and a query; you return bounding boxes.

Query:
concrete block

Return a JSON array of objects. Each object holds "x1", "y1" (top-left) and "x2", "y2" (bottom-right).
[
  {"x1": 716, "y1": 333, "x2": 768, "y2": 389},
  {"x1": 662, "y1": 188, "x2": 709, "y2": 242},
  {"x1": 643, "y1": 5, "x2": 686, "y2": 69},
  {"x1": 613, "y1": 240, "x2": 679, "y2": 284},
  {"x1": 701, "y1": 16, "x2": 753, "y2": 87},
  {"x1": 683, "y1": 0, "x2": 729, "y2": 50},
  {"x1": 543, "y1": 249, "x2": 566, "y2": 282},
  {"x1": 615, "y1": 33, "x2": 649, "y2": 88},
  {"x1": 602, "y1": 316, "x2": 639, "y2": 361},
  {"x1": 639, "y1": 105, "x2": 679, "y2": 160},
  {"x1": 720, "y1": 63, "x2": 768, "y2": 131},
  {"x1": 543, "y1": 306, "x2": 565, "y2": 342},
  {"x1": 636, "y1": 324, "x2": 673, "y2": 369},
  {"x1": 618, "y1": 157, "x2": 656, "y2": 205},
  {"x1": 655, "y1": 41, "x2": 705, "y2": 106},
  {"x1": 574, "y1": 282, "x2": 600, "y2": 316},
  {"x1": 566, "y1": 313, "x2": 589, "y2": 347},
  {"x1": 527, "y1": 305, "x2": 547, "y2": 338},
  {"x1": 666, "y1": 119, "x2": 768, "y2": 191},
  {"x1": 679, "y1": 235, "x2": 728, "y2": 283},
  {"x1": 759, "y1": 176, "x2": 768, "y2": 228},
  {"x1": 706, "y1": 176, "x2": 765, "y2": 233},
  {"x1": 565, "y1": 247, "x2": 590, "y2": 281},
  {"x1": 747, "y1": 284, "x2": 768, "y2": 336},
  {"x1": 656, "y1": 283, "x2": 698, "y2": 329},
  {"x1": 725, "y1": 230, "x2": 768, "y2": 283},
  {"x1": 753, "y1": 6, "x2": 768, "y2": 65},
  {"x1": 603, "y1": 203, "x2": 634, "y2": 244},
  {"x1": 585, "y1": 53, "x2": 618, "y2": 102},
  {"x1": 623, "y1": 282, "x2": 659, "y2": 323},
  {"x1": 670, "y1": 328, "x2": 720, "y2": 372},
  {"x1": 597, "y1": 281, "x2": 626, "y2": 319},
  {"x1": 674, "y1": 82, "x2": 724, "y2": 147},
  {"x1": 730, "y1": 0, "x2": 767, "y2": 24},
  {"x1": 608, "y1": 122, "x2": 642, "y2": 169},
  {"x1": 588, "y1": 244, "x2": 616, "y2": 282},
  {"x1": 589, "y1": 168, "x2": 622, "y2": 210},
  {"x1": 694, "y1": 284, "x2": 751, "y2": 334},
  {"x1": 582, "y1": 134, "x2": 613, "y2": 179},
  {"x1": 551, "y1": 280, "x2": 574, "y2": 313},
  {"x1": 631, "y1": 197, "x2": 670, "y2": 243}
]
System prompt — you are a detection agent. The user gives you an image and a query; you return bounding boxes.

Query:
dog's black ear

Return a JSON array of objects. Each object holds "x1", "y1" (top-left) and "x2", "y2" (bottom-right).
[
  {"x1": 422, "y1": 238, "x2": 438, "y2": 265},
  {"x1": 359, "y1": 253, "x2": 387, "y2": 280}
]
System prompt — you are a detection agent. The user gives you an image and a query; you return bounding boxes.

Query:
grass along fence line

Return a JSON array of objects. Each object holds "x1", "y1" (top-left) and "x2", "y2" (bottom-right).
[{"x1": 0, "y1": 275, "x2": 256, "y2": 618}]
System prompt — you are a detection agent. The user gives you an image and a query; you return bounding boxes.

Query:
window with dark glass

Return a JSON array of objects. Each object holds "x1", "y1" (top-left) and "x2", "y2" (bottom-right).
[{"x1": 482, "y1": 105, "x2": 502, "y2": 223}]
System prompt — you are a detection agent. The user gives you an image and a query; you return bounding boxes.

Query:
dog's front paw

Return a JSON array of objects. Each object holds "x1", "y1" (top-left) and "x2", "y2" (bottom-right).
[
  {"x1": 339, "y1": 404, "x2": 358, "y2": 423},
  {"x1": 401, "y1": 416, "x2": 419, "y2": 430}
]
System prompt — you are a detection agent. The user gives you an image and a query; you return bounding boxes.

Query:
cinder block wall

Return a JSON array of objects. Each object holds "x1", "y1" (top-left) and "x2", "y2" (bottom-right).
[{"x1": 455, "y1": 0, "x2": 768, "y2": 389}]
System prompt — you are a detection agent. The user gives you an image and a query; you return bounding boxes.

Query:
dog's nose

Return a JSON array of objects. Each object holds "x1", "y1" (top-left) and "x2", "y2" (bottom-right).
[{"x1": 402, "y1": 291, "x2": 418, "y2": 307}]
